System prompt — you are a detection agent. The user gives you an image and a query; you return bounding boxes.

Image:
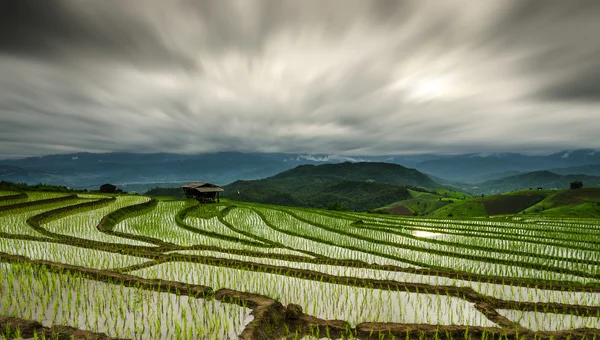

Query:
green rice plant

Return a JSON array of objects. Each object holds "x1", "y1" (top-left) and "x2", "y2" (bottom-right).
[{"x1": 1, "y1": 192, "x2": 600, "y2": 338}]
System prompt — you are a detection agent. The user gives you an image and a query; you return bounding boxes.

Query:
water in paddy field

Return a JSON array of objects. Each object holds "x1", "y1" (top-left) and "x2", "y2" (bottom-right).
[
  {"x1": 498, "y1": 309, "x2": 600, "y2": 331},
  {"x1": 0, "y1": 263, "x2": 253, "y2": 339},
  {"x1": 411, "y1": 230, "x2": 444, "y2": 238},
  {"x1": 132, "y1": 261, "x2": 496, "y2": 328}
]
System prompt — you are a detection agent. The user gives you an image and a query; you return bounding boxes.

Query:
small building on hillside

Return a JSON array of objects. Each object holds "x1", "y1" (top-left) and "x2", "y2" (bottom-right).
[{"x1": 181, "y1": 182, "x2": 223, "y2": 203}]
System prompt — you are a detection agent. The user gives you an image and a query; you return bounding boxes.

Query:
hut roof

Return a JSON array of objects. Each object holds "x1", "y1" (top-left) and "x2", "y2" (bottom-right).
[
  {"x1": 194, "y1": 187, "x2": 224, "y2": 193},
  {"x1": 182, "y1": 182, "x2": 208, "y2": 188},
  {"x1": 182, "y1": 182, "x2": 223, "y2": 192}
]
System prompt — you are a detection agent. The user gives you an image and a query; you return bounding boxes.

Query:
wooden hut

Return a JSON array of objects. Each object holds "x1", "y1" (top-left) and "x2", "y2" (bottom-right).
[{"x1": 181, "y1": 182, "x2": 223, "y2": 203}]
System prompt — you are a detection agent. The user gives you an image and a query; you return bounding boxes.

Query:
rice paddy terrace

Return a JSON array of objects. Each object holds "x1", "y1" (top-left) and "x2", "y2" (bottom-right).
[{"x1": 0, "y1": 191, "x2": 599, "y2": 339}]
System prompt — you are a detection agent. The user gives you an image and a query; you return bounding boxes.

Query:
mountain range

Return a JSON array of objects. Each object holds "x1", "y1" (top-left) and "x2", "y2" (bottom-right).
[
  {"x1": 1, "y1": 149, "x2": 600, "y2": 192},
  {"x1": 416, "y1": 149, "x2": 600, "y2": 181}
]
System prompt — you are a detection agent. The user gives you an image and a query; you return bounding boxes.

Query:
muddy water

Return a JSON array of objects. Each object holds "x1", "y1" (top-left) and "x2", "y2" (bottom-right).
[{"x1": 0, "y1": 263, "x2": 253, "y2": 339}]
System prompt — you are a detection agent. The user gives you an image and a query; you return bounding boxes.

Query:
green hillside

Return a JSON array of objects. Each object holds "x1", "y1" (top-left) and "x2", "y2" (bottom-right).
[
  {"x1": 522, "y1": 187, "x2": 600, "y2": 217},
  {"x1": 225, "y1": 179, "x2": 415, "y2": 211},
  {"x1": 428, "y1": 201, "x2": 488, "y2": 218},
  {"x1": 430, "y1": 187, "x2": 600, "y2": 218},
  {"x1": 467, "y1": 170, "x2": 600, "y2": 195},
  {"x1": 222, "y1": 162, "x2": 441, "y2": 211},
  {"x1": 374, "y1": 188, "x2": 472, "y2": 216},
  {"x1": 432, "y1": 189, "x2": 472, "y2": 200},
  {"x1": 271, "y1": 162, "x2": 440, "y2": 187}
]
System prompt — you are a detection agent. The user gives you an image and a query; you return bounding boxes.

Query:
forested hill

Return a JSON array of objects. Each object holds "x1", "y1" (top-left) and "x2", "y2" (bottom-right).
[
  {"x1": 222, "y1": 162, "x2": 442, "y2": 211},
  {"x1": 465, "y1": 170, "x2": 600, "y2": 195},
  {"x1": 270, "y1": 162, "x2": 439, "y2": 187}
]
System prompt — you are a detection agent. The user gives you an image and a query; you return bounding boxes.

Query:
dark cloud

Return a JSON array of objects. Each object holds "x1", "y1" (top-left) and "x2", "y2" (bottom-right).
[
  {"x1": 486, "y1": 0, "x2": 600, "y2": 102},
  {"x1": 539, "y1": 67, "x2": 600, "y2": 102},
  {"x1": 0, "y1": 0, "x2": 77, "y2": 54},
  {"x1": 0, "y1": 0, "x2": 193, "y2": 68},
  {"x1": 0, "y1": 0, "x2": 599, "y2": 158}
]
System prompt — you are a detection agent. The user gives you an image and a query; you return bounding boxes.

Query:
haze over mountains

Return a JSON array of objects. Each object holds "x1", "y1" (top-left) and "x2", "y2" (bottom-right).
[
  {"x1": 0, "y1": 149, "x2": 599, "y2": 194},
  {"x1": 416, "y1": 149, "x2": 600, "y2": 182}
]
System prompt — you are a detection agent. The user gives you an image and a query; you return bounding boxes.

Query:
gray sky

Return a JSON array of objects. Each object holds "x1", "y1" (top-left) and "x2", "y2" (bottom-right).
[{"x1": 1, "y1": 0, "x2": 600, "y2": 158}]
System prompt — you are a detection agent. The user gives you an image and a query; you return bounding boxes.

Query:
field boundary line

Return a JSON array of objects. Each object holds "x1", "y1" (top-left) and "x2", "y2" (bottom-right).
[
  {"x1": 224, "y1": 206, "x2": 326, "y2": 258},
  {"x1": 348, "y1": 221, "x2": 600, "y2": 267},
  {"x1": 278, "y1": 208, "x2": 600, "y2": 280},
  {"x1": 250, "y1": 206, "x2": 418, "y2": 264},
  {"x1": 97, "y1": 197, "x2": 179, "y2": 247},
  {"x1": 0, "y1": 194, "x2": 78, "y2": 212},
  {"x1": 357, "y1": 218, "x2": 600, "y2": 249},
  {"x1": 175, "y1": 203, "x2": 273, "y2": 248},
  {"x1": 0, "y1": 192, "x2": 27, "y2": 202}
]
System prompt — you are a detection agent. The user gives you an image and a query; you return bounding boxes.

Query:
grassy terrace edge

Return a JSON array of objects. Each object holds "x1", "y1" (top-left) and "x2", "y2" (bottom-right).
[
  {"x1": 0, "y1": 194, "x2": 79, "y2": 212},
  {"x1": 0, "y1": 193, "x2": 27, "y2": 202}
]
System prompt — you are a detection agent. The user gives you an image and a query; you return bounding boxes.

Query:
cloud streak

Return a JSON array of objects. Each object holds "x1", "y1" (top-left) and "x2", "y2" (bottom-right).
[{"x1": 1, "y1": 0, "x2": 599, "y2": 157}]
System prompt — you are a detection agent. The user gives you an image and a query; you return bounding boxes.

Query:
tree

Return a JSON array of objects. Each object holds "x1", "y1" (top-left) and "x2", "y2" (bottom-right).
[
  {"x1": 327, "y1": 201, "x2": 349, "y2": 211},
  {"x1": 99, "y1": 183, "x2": 117, "y2": 193},
  {"x1": 570, "y1": 181, "x2": 583, "y2": 190}
]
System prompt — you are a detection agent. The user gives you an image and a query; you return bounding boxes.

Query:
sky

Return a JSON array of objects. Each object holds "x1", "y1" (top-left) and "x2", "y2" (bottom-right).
[{"x1": 1, "y1": 0, "x2": 600, "y2": 158}]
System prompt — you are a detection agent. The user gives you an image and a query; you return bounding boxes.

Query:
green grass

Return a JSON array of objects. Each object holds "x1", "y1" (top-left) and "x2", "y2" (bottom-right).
[
  {"x1": 433, "y1": 189, "x2": 473, "y2": 200},
  {"x1": 376, "y1": 188, "x2": 467, "y2": 216},
  {"x1": 522, "y1": 187, "x2": 600, "y2": 214},
  {"x1": 0, "y1": 191, "x2": 19, "y2": 196},
  {"x1": 407, "y1": 189, "x2": 440, "y2": 200},
  {"x1": 428, "y1": 189, "x2": 600, "y2": 218},
  {"x1": 386, "y1": 199, "x2": 452, "y2": 216},
  {"x1": 430, "y1": 201, "x2": 488, "y2": 217},
  {"x1": 186, "y1": 203, "x2": 228, "y2": 219},
  {"x1": 535, "y1": 202, "x2": 600, "y2": 217}
]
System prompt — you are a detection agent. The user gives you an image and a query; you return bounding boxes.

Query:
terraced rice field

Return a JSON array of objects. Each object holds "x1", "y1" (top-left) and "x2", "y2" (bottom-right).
[{"x1": 0, "y1": 191, "x2": 599, "y2": 339}]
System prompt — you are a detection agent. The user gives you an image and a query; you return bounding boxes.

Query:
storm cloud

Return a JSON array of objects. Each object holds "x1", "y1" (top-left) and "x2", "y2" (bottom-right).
[{"x1": 1, "y1": 0, "x2": 599, "y2": 157}]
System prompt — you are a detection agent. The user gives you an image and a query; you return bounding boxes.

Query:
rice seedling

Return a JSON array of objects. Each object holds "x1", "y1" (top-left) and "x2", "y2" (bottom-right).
[
  {"x1": 0, "y1": 262, "x2": 253, "y2": 339},
  {"x1": 0, "y1": 193, "x2": 598, "y2": 338}
]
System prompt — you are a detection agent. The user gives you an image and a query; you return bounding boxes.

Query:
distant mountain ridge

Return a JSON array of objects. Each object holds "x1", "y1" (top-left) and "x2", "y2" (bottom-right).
[
  {"x1": 550, "y1": 164, "x2": 600, "y2": 176},
  {"x1": 416, "y1": 149, "x2": 600, "y2": 181},
  {"x1": 0, "y1": 152, "x2": 293, "y2": 189},
  {"x1": 0, "y1": 151, "x2": 444, "y2": 189},
  {"x1": 1, "y1": 149, "x2": 600, "y2": 190}
]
